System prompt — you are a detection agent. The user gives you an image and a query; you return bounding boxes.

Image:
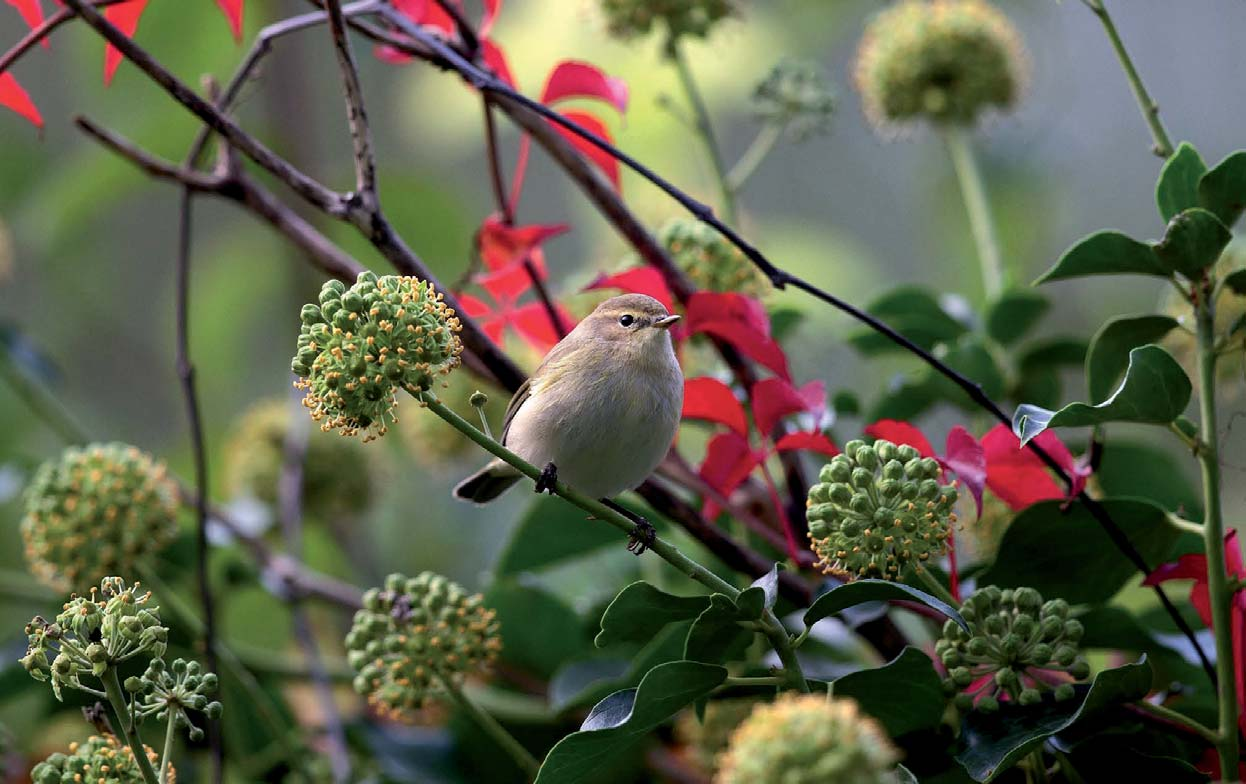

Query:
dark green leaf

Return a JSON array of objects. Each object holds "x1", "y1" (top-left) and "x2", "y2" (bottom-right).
[
  {"x1": 534, "y1": 661, "x2": 728, "y2": 784},
  {"x1": 896, "y1": 765, "x2": 920, "y2": 784},
  {"x1": 685, "y1": 594, "x2": 754, "y2": 665},
  {"x1": 1036, "y1": 231, "x2": 1169, "y2": 284},
  {"x1": 1224, "y1": 268, "x2": 1246, "y2": 296},
  {"x1": 832, "y1": 389, "x2": 861, "y2": 416},
  {"x1": 1086, "y1": 315, "x2": 1180, "y2": 402},
  {"x1": 832, "y1": 647, "x2": 947, "y2": 737},
  {"x1": 941, "y1": 340, "x2": 1007, "y2": 404},
  {"x1": 494, "y1": 495, "x2": 619, "y2": 577},
  {"x1": 553, "y1": 623, "x2": 692, "y2": 713},
  {"x1": 956, "y1": 658, "x2": 1153, "y2": 782},
  {"x1": 986, "y1": 290, "x2": 1050, "y2": 345},
  {"x1": 977, "y1": 499, "x2": 1179, "y2": 604},
  {"x1": 1096, "y1": 440, "x2": 1202, "y2": 518},
  {"x1": 848, "y1": 286, "x2": 968, "y2": 355},
  {"x1": 1077, "y1": 605, "x2": 1204, "y2": 686},
  {"x1": 736, "y1": 564, "x2": 779, "y2": 621},
  {"x1": 1156, "y1": 142, "x2": 1207, "y2": 222},
  {"x1": 803, "y1": 579, "x2": 968, "y2": 633},
  {"x1": 485, "y1": 580, "x2": 591, "y2": 680},
  {"x1": 594, "y1": 582, "x2": 709, "y2": 648},
  {"x1": 1198, "y1": 150, "x2": 1246, "y2": 227},
  {"x1": 868, "y1": 374, "x2": 939, "y2": 422},
  {"x1": 1153, "y1": 208, "x2": 1231, "y2": 278},
  {"x1": 768, "y1": 306, "x2": 806, "y2": 342},
  {"x1": 1018, "y1": 337, "x2": 1088, "y2": 374},
  {"x1": 1014, "y1": 345, "x2": 1191, "y2": 444}
]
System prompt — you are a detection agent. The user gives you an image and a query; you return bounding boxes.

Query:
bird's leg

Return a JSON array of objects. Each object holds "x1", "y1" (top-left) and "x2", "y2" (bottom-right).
[
  {"x1": 535, "y1": 462, "x2": 559, "y2": 495},
  {"x1": 601, "y1": 498, "x2": 657, "y2": 556}
]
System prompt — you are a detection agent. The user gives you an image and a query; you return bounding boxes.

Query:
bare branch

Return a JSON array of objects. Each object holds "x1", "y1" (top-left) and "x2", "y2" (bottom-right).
[
  {"x1": 75, "y1": 117, "x2": 224, "y2": 191},
  {"x1": 323, "y1": 0, "x2": 378, "y2": 200},
  {"x1": 0, "y1": 0, "x2": 131, "y2": 75}
]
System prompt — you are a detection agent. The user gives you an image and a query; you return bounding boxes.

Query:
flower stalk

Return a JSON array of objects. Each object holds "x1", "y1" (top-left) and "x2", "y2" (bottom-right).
[
  {"x1": 436, "y1": 670, "x2": 540, "y2": 779},
  {"x1": 666, "y1": 37, "x2": 738, "y2": 225},
  {"x1": 943, "y1": 125, "x2": 1006, "y2": 301},
  {"x1": 103, "y1": 668, "x2": 161, "y2": 784}
]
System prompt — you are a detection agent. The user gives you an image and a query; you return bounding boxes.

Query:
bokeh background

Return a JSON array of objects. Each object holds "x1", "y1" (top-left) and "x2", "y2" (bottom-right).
[{"x1": 1, "y1": 0, "x2": 1244, "y2": 778}]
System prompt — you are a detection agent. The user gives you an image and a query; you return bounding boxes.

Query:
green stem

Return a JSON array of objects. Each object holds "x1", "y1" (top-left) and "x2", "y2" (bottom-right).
[
  {"x1": 1133, "y1": 698, "x2": 1220, "y2": 746},
  {"x1": 915, "y1": 567, "x2": 961, "y2": 609},
  {"x1": 419, "y1": 390, "x2": 809, "y2": 692},
  {"x1": 723, "y1": 675, "x2": 784, "y2": 688},
  {"x1": 1168, "y1": 421, "x2": 1201, "y2": 454},
  {"x1": 727, "y1": 122, "x2": 784, "y2": 193},
  {"x1": 1194, "y1": 288, "x2": 1239, "y2": 777},
  {"x1": 103, "y1": 668, "x2": 161, "y2": 784},
  {"x1": 1166, "y1": 512, "x2": 1204, "y2": 537},
  {"x1": 943, "y1": 125, "x2": 1006, "y2": 301},
  {"x1": 159, "y1": 712, "x2": 177, "y2": 784},
  {"x1": 666, "y1": 37, "x2": 738, "y2": 225},
  {"x1": 436, "y1": 671, "x2": 540, "y2": 780},
  {"x1": 1051, "y1": 748, "x2": 1086, "y2": 784},
  {"x1": 1082, "y1": 0, "x2": 1174, "y2": 158}
]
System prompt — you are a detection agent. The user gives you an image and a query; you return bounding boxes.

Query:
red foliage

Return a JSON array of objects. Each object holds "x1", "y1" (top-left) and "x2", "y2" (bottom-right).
[
  {"x1": 540, "y1": 60, "x2": 629, "y2": 114},
  {"x1": 682, "y1": 377, "x2": 747, "y2": 437},
  {"x1": 103, "y1": 0, "x2": 150, "y2": 84},
  {"x1": 213, "y1": 0, "x2": 244, "y2": 41},
  {"x1": 685, "y1": 293, "x2": 790, "y2": 380},
  {"x1": 0, "y1": 73, "x2": 41, "y2": 127},
  {"x1": 980, "y1": 424, "x2": 1087, "y2": 510},
  {"x1": 585, "y1": 267, "x2": 676, "y2": 313},
  {"x1": 5, "y1": 0, "x2": 45, "y2": 40}
]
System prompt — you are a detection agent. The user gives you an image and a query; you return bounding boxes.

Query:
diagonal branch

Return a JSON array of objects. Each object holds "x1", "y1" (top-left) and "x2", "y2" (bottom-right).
[{"x1": 323, "y1": 0, "x2": 378, "y2": 200}]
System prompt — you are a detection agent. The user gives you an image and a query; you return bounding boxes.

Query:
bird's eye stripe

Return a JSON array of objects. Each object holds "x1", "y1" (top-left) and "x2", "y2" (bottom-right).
[{"x1": 619, "y1": 314, "x2": 635, "y2": 326}]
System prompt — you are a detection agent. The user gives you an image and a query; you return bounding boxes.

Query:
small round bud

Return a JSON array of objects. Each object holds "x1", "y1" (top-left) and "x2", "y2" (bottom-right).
[
  {"x1": 1068, "y1": 659, "x2": 1091, "y2": 680},
  {"x1": 1019, "y1": 688, "x2": 1041, "y2": 706},
  {"x1": 598, "y1": 0, "x2": 737, "y2": 42},
  {"x1": 753, "y1": 59, "x2": 836, "y2": 141},
  {"x1": 31, "y1": 735, "x2": 165, "y2": 784},
  {"x1": 1054, "y1": 684, "x2": 1076, "y2": 702},
  {"x1": 653, "y1": 218, "x2": 770, "y2": 297}
]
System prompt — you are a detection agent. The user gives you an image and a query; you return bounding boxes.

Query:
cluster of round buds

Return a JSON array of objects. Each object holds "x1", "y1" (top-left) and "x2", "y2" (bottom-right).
[
  {"x1": 21, "y1": 577, "x2": 168, "y2": 701},
  {"x1": 938, "y1": 585, "x2": 1089, "y2": 713},
  {"x1": 222, "y1": 399, "x2": 375, "y2": 520},
  {"x1": 21, "y1": 443, "x2": 179, "y2": 591},
  {"x1": 715, "y1": 695, "x2": 901, "y2": 784},
  {"x1": 675, "y1": 698, "x2": 762, "y2": 775},
  {"x1": 345, "y1": 572, "x2": 501, "y2": 721},
  {"x1": 752, "y1": 59, "x2": 836, "y2": 141},
  {"x1": 806, "y1": 439, "x2": 956, "y2": 580},
  {"x1": 853, "y1": 0, "x2": 1027, "y2": 132},
  {"x1": 659, "y1": 218, "x2": 770, "y2": 298},
  {"x1": 398, "y1": 373, "x2": 505, "y2": 464},
  {"x1": 31, "y1": 735, "x2": 167, "y2": 784},
  {"x1": 599, "y1": 0, "x2": 736, "y2": 42},
  {"x1": 124, "y1": 658, "x2": 222, "y2": 742},
  {"x1": 292, "y1": 272, "x2": 464, "y2": 442}
]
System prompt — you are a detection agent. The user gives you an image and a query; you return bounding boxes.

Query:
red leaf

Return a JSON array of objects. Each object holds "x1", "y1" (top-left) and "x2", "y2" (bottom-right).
[
  {"x1": 685, "y1": 292, "x2": 770, "y2": 338},
  {"x1": 510, "y1": 301, "x2": 573, "y2": 352},
  {"x1": 5, "y1": 0, "x2": 45, "y2": 40},
  {"x1": 457, "y1": 293, "x2": 505, "y2": 344},
  {"x1": 374, "y1": 43, "x2": 414, "y2": 65},
  {"x1": 942, "y1": 426, "x2": 986, "y2": 518},
  {"x1": 980, "y1": 424, "x2": 1065, "y2": 510},
  {"x1": 479, "y1": 216, "x2": 568, "y2": 270},
  {"x1": 213, "y1": 0, "x2": 243, "y2": 41},
  {"x1": 752, "y1": 377, "x2": 825, "y2": 437},
  {"x1": 481, "y1": 38, "x2": 515, "y2": 89},
  {"x1": 0, "y1": 73, "x2": 41, "y2": 128},
  {"x1": 864, "y1": 420, "x2": 935, "y2": 458},
  {"x1": 682, "y1": 377, "x2": 747, "y2": 437},
  {"x1": 773, "y1": 431, "x2": 840, "y2": 458},
  {"x1": 479, "y1": 0, "x2": 502, "y2": 37},
  {"x1": 551, "y1": 110, "x2": 620, "y2": 192},
  {"x1": 699, "y1": 432, "x2": 764, "y2": 520},
  {"x1": 475, "y1": 255, "x2": 544, "y2": 301},
  {"x1": 584, "y1": 266, "x2": 676, "y2": 314},
  {"x1": 692, "y1": 320, "x2": 790, "y2": 381},
  {"x1": 540, "y1": 60, "x2": 629, "y2": 114},
  {"x1": 103, "y1": 0, "x2": 149, "y2": 85}
]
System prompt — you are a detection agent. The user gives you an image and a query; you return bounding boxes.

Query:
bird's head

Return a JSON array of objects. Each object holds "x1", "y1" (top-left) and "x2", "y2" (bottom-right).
[{"x1": 580, "y1": 294, "x2": 680, "y2": 348}]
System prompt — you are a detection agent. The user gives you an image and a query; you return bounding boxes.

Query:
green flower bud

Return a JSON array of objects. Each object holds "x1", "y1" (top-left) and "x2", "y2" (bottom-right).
[
  {"x1": 654, "y1": 218, "x2": 770, "y2": 298},
  {"x1": 31, "y1": 734, "x2": 165, "y2": 784},
  {"x1": 1054, "y1": 683, "x2": 1075, "y2": 702},
  {"x1": 598, "y1": 0, "x2": 736, "y2": 42},
  {"x1": 1063, "y1": 619, "x2": 1085, "y2": 641},
  {"x1": 716, "y1": 695, "x2": 901, "y2": 784},
  {"x1": 345, "y1": 571, "x2": 501, "y2": 721},
  {"x1": 853, "y1": 0, "x2": 1027, "y2": 132},
  {"x1": 293, "y1": 273, "x2": 463, "y2": 441},
  {"x1": 1068, "y1": 659, "x2": 1090, "y2": 680},
  {"x1": 1042, "y1": 599, "x2": 1070, "y2": 619},
  {"x1": 1019, "y1": 688, "x2": 1041, "y2": 706},
  {"x1": 752, "y1": 58, "x2": 836, "y2": 142},
  {"x1": 1054, "y1": 645, "x2": 1077, "y2": 667},
  {"x1": 977, "y1": 695, "x2": 999, "y2": 713},
  {"x1": 21, "y1": 443, "x2": 178, "y2": 592}
]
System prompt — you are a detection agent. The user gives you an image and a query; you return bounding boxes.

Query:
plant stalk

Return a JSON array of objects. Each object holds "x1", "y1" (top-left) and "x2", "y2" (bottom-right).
[
  {"x1": 103, "y1": 668, "x2": 161, "y2": 784},
  {"x1": 943, "y1": 125, "x2": 1006, "y2": 301},
  {"x1": 1195, "y1": 288, "x2": 1238, "y2": 778},
  {"x1": 727, "y1": 122, "x2": 784, "y2": 192},
  {"x1": 915, "y1": 567, "x2": 961, "y2": 609},
  {"x1": 436, "y1": 670, "x2": 540, "y2": 779},
  {"x1": 666, "y1": 37, "x2": 738, "y2": 225},
  {"x1": 159, "y1": 713, "x2": 177, "y2": 784},
  {"x1": 1133, "y1": 699, "x2": 1220, "y2": 747}
]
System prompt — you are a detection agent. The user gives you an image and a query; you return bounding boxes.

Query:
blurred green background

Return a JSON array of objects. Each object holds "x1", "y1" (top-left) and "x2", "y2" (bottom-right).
[{"x1": 1, "y1": 0, "x2": 1245, "y2": 778}]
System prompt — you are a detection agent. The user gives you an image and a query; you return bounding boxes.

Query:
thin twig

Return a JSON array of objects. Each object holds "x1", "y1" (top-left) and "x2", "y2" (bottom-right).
[{"x1": 323, "y1": 0, "x2": 378, "y2": 200}]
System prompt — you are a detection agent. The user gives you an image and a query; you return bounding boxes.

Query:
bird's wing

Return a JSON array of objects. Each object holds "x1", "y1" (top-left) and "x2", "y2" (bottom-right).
[
  {"x1": 500, "y1": 377, "x2": 530, "y2": 445},
  {"x1": 499, "y1": 331, "x2": 584, "y2": 444}
]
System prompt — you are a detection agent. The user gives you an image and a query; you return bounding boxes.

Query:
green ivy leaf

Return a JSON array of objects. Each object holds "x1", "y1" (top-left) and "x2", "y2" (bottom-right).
[
  {"x1": 956, "y1": 658, "x2": 1153, "y2": 782},
  {"x1": 1153, "y1": 208, "x2": 1232, "y2": 278},
  {"x1": 831, "y1": 647, "x2": 947, "y2": 737},
  {"x1": 1096, "y1": 439, "x2": 1202, "y2": 517},
  {"x1": 1013, "y1": 345, "x2": 1191, "y2": 444},
  {"x1": 1198, "y1": 150, "x2": 1246, "y2": 227},
  {"x1": 1224, "y1": 268, "x2": 1246, "y2": 296},
  {"x1": 803, "y1": 579, "x2": 968, "y2": 633},
  {"x1": 1156, "y1": 142, "x2": 1207, "y2": 222},
  {"x1": 1036, "y1": 231, "x2": 1169, "y2": 284},
  {"x1": 594, "y1": 582, "x2": 710, "y2": 649},
  {"x1": 552, "y1": 623, "x2": 691, "y2": 713},
  {"x1": 847, "y1": 286, "x2": 968, "y2": 355},
  {"x1": 495, "y1": 495, "x2": 635, "y2": 577},
  {"x1": 1078, "y1": 605, "x2": 1205, "y2": 687},
  {"x1": 986, "y1": 290, "x2": 1050, "y2": 345},
  {"x1": 977, "y1": 499, "x2": 1179, "y2": 604},
  {"x1": 685, "y1": 594, "x2": 755, "y2": 665},
  {"x1": 485, "y1": 580, "x2": 592, "y2": 680},
  {"x1": 535, "y1": 661, "x2": 728, "y2": 784},
  {"x1": 1086, "y1": 315, "x2": 1181, "y2": 402},
  {"x1": 735, "y1": 564, "x2": 780, "y2": 621},
  {"x1": 1014, "y1": 338, "x2": 1088, "y2": 408}
]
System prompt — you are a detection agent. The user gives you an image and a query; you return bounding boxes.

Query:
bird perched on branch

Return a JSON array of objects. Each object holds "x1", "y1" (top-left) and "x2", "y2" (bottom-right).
[{"x1": 453, "y1": 294, "x2": 684, "y2": 552}]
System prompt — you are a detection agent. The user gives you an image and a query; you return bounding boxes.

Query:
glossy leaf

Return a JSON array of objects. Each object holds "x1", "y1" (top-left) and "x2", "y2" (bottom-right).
[
  {"x1": 1014, "y1": 345, "x2": 1191, "y2": 445},
  {"x1": 1096, "y1": 439, "x2": 1202, "y2": 516},
  {"x1": 682, "y1": 377, "x2": 747, "y2": 436},
  {"x1": 986, "y1": 290, "x2": 1049, "y2": 345},
  {"x1": 213, "y1": 0, "x2": 244, "y2": 40},
  {"x1": 1156, "y1": 142, "x2": 1207, "y2": 223},
  {"x1": 736, "y1": 564, "x2": 779, "y2": 621},
  {"x1": 1198, "y1": 150, "x2": 1246, "y2": 227},
  {"x1": 1086, "y1": 315, "x2": 1180, "y2": 402},
  {"x1": 585, "y1": 266, "x2": 676, "y2": 313},
  {"x1": 956, "y1": 659, "x2": 1153, "y2": 782},
  {"x1": 551, "y1": 110, "x2": 620, "y2": 191},
  {"x1": 803, "y1": 579, "x2": 968, "y2": 633},
  {"x1": 1153, "y1": 208, "x2": 1231, "y2": 278},
  {"x1": 104, "y1": 0, "x2": 151, "y2": 85},
  {"x1": 1223, "y1": 268, "x2": 1246, "y2": 296},
  {"x1": 541, "y1": 60, "x2": 628, "y2": 114},
  {"x1": 848, "y1": 286, "x2": 967, "y2": 354},
  {"x1": 864, "y1": 419, "x2": 935, "y2": 457},
  {"x1": 1037, "y1": 231, "x2": 1169, "y2": 283},
  {"x1": 535, "y1": 661, "x2": 728, "y2": 783},
  {"x1": 831, "y1": 647, "x2": 946, "y2": 738},
  {"x1": 751, "y1": 376, "x2": 825, "y2": 436},
  {"x1": 685, "y1": 593, "x2": 754, "y2": 663},
  {"x1": 594, "y1": 582, "x2": 709, "y2": 648},
  {"x1": 495, "y1": 495, "x2": 624, "y2": 576},
  {"x1": 979, "y1": 424, "x2": 1067, "y2": 510},
  {"x1": 978, "y1": 499, "x2": 1179, "y2": 604},
  {"x1": 551, "y1": 623, "x2": 690, "y2": 713},
  {"x1": 0, "y1": 73, "x2": 41, "y2": 128}
]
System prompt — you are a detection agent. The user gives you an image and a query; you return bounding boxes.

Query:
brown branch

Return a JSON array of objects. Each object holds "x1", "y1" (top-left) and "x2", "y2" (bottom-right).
[{"x1": 323, "y1": 0, "x2": 378, "y2": 200}]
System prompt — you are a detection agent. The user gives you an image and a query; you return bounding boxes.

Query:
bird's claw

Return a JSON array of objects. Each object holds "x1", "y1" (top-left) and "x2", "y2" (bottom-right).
[
  {"x1": 627, "y1": 518, "x2": 657, "y2": 556},
  {"x1": 535, "y1": 462, "x2": 558, "y2": 495}
]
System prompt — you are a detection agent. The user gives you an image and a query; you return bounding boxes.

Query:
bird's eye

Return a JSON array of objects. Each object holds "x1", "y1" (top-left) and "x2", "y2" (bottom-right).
[{"x1": 619, "y1": 314, "x2": 635, "y2": 327}]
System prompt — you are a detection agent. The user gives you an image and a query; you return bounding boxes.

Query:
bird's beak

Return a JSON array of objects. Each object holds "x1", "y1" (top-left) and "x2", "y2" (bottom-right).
[{"x1": 653, "y1": 315, "x2": 681, "y2": 330}]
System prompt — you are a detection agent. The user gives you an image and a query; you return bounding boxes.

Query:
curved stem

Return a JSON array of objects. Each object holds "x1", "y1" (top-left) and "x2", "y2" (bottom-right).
[
  {"x1": 758, "y1": 613, "x2": 810, "y2": 694},
  {"x1": 103, "y1": 669, "x2": 161, "y2": 784},
  {"x1": 1132, "y1": 699, "x2": 1220, "y2": 747},
  {"x1": 1194, "y1": 287, "x2": 1238, "y2": 777},
  {"x1": 915, "y1": 567, "x2": 961, "y2": 609},
  {"x1": 435, "y1": 671, "x2": 540, "y2": 779},
  {"x1": 943, "y1": 125, "x2": 1006, "y2": 301},
  {"x1": 666, "y1": 37, "x2": 738, "y2": 225},
  {"x1": 159, "y1": 713, "x2": 177, "y2": 784},
  {"x1": 728, "y1": 122, "x2": 784, "y2": 193}
]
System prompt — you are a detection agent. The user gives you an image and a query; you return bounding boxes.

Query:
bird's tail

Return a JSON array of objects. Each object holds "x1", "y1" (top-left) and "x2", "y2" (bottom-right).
[{"x1": 453, "y1": 459, "x2": 523, "y2": 504}]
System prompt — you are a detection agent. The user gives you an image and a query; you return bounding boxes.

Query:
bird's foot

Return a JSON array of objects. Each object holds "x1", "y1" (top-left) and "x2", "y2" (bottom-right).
[
  {"x1": 535, "y1": 462, "x2": 559, "y2": 495},
  {"x1": 627, "y1": 519, "x2": 657, "y2": 556}
]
